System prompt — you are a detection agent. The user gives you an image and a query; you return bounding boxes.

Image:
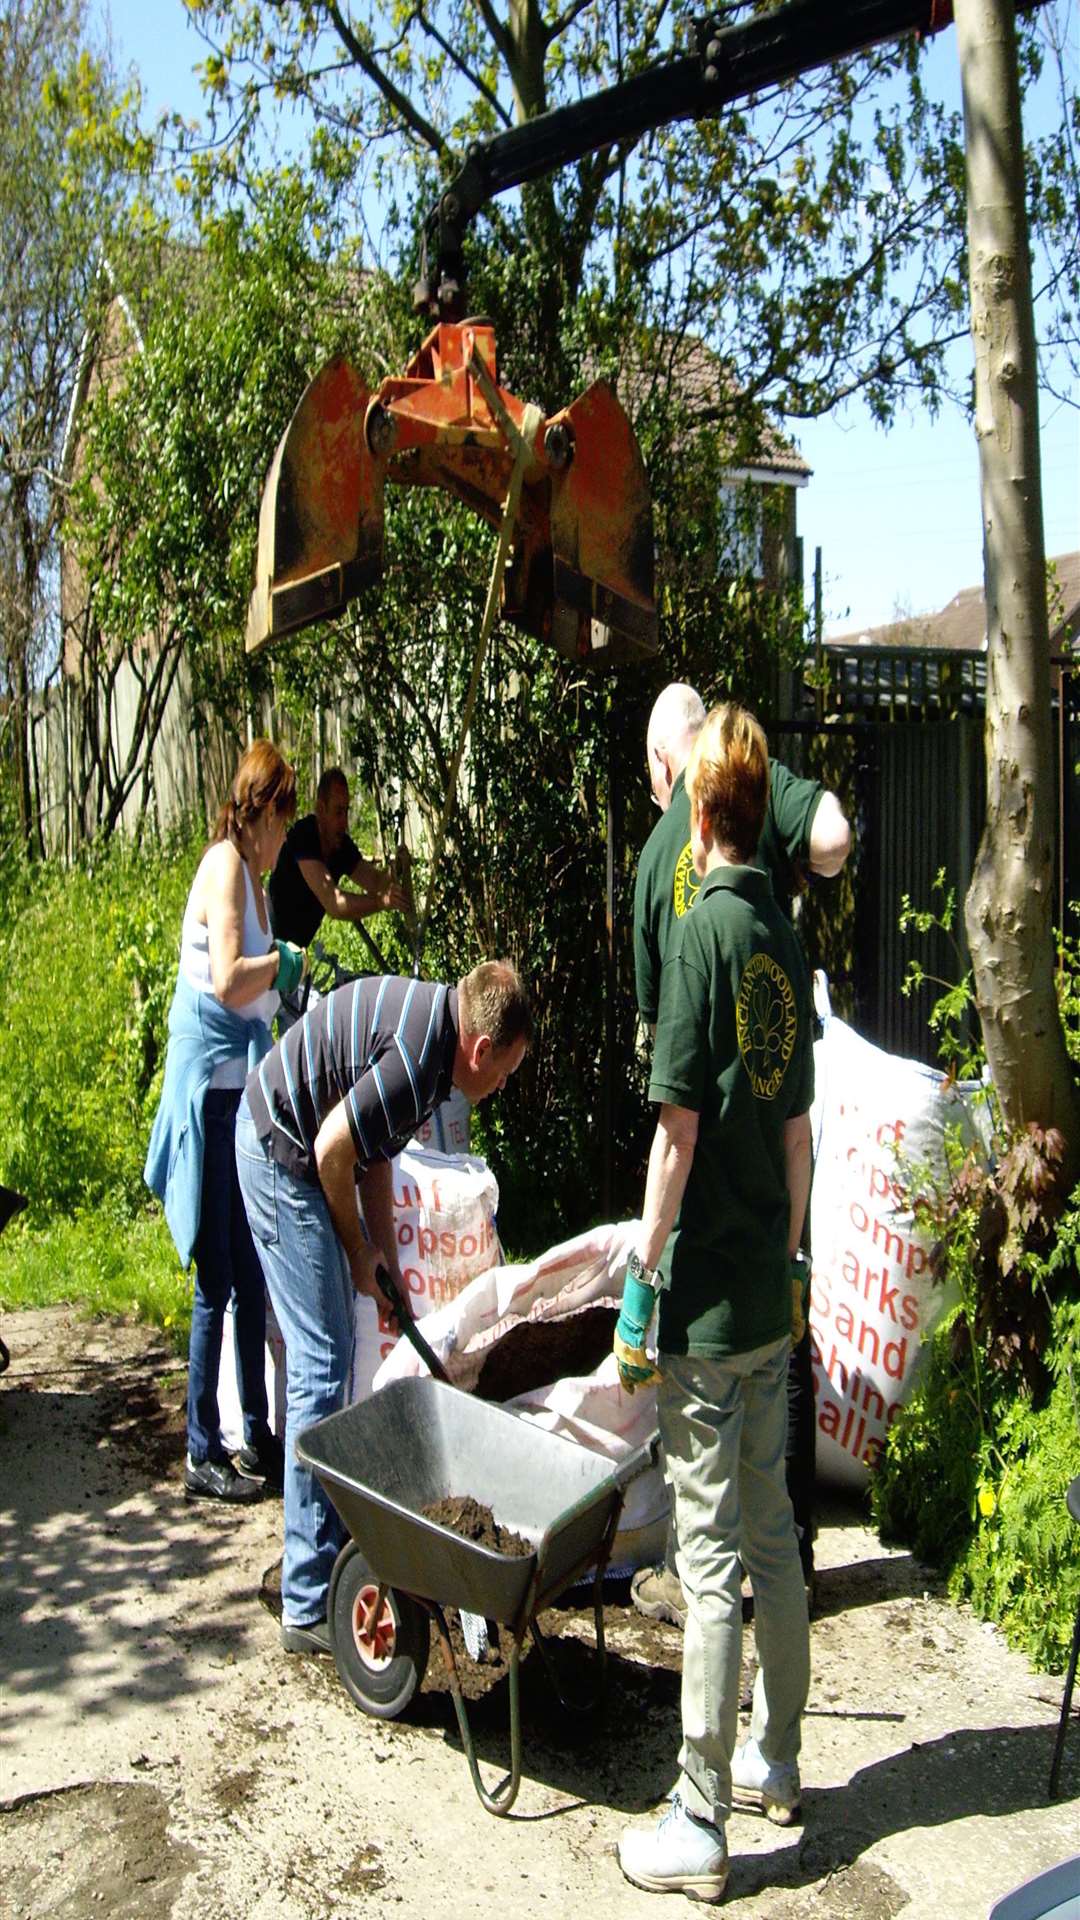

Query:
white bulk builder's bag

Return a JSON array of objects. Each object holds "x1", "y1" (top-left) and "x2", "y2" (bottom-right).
[
  {"x1": 809, "y1": 977, "x2": 987, "y2": 1489},
  {"x1": 352, "y1": 1140, "x2": 500, "y2": 1399},
  {"x1": 374, "y1": 1220, "x2": 668, "y2": 1570}
]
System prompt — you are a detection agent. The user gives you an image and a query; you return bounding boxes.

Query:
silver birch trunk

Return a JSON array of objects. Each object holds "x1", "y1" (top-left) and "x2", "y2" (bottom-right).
[{"x1": 955, "y1": 0, "x2": 1079, "y2": 1157}]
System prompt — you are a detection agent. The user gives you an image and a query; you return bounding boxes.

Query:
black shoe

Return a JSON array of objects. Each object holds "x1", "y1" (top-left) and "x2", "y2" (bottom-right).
[
  {"x1": 234, "y1": 1433, "x2": 285, "y2": 1493},
  {"x1": 281, "y1": 1618, "x2": 332, "y2": 1655},
  {"x1": 184, "y1": 1456, "x2": 262, "y2": 1503}
]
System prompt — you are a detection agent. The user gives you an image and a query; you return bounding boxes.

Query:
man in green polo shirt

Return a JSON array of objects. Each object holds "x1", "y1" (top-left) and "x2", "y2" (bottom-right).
[
  {"x1": 634, "y1": 682, "x2": 850, "y2": 1032},
  {"x1": 631, "y1": 681, "x2": 850, "y2": 1630},
  {"x1": 616, "y1": 703, "x2": 813, "y2": 1901}
]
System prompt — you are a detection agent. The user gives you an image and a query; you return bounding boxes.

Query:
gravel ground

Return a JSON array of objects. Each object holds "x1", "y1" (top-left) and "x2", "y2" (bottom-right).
[{"x1": 1, "y1": 1303, "x2": 1077, "y2": 1919}]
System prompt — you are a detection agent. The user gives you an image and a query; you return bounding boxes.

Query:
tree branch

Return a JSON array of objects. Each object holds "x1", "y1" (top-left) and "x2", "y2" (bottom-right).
[
  {"x1": 326, "y1": 1, "x2": 450, "y2": 158},
  {"x1": 470, "y1": 0, "x2": 515, "y2": 73},
  {"x1": 543, "y1": 0, "x2": 596, "y2": 51},
  {"x1": 415, "y1": 4, "x2": 512, "y2": 127}
]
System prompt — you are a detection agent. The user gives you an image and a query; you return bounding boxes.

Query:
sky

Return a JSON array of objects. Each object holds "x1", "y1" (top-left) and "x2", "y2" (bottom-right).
[{"x1": 96, "y1": 0, "x2": 1078, "y2": 639}]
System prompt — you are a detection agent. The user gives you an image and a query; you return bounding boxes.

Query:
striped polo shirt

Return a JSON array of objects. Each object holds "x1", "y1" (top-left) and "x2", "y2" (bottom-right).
[{"x1": 245, "y1": 976, "x2": 459, "y2": 1183}]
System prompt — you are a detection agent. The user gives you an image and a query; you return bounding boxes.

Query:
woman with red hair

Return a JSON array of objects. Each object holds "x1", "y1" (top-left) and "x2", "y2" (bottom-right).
[{"x1": 146, "y1": 740, "x2": 304, "y2": 1502}]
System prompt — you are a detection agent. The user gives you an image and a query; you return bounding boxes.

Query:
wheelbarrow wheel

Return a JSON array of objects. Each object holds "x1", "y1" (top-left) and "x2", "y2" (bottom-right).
[{"x1": 328, "y1": 1541, "x2": 429, "y2": 1719}]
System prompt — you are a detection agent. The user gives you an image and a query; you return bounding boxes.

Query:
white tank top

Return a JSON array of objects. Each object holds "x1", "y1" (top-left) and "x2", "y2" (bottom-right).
[{"x1": 180, "y1": 851, "x2": 279, "y2": 1089}]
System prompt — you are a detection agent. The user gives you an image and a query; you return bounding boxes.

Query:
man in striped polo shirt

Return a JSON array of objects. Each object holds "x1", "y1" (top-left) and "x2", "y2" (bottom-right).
[{"x1": 235, "y1": 960, "x2": 533, "y2": 1653}]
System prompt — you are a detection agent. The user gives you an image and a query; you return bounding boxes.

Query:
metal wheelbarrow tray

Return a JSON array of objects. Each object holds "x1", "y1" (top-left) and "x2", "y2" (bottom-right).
[{"x1": 297, "y1": 1375, "x2": 654, "y2": 1813}]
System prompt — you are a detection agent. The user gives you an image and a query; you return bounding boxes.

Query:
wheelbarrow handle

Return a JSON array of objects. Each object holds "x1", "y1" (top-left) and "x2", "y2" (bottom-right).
[
  {"x1": 375, "y1": 1264, "x2": 452, "y2": 1386},
  {"x1": 609, "y1": 1429, "x2": 661, "y2": 1494}
]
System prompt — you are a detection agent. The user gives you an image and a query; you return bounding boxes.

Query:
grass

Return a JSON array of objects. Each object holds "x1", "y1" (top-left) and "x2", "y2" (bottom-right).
[{"x1": 0, "y1": 1204, "x2": 192, "y2": 1355}]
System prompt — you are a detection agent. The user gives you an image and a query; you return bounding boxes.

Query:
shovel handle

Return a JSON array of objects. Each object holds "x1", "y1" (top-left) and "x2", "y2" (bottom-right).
[
  {"x1": 375, "y1": 1265, "x2": 451, "y2": 1385},
  {"x1": 374, "y1": 1262, "x2": 407, "y2": 1319}
]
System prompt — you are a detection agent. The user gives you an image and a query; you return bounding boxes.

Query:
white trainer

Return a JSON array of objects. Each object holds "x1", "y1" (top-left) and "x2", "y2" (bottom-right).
[
  {"x1": 617, "y1": 1793, "x2": 729, "y2": 1903},
  {"x1": 731, "y1": 1736, "x2": 802, "y2": 1826}
]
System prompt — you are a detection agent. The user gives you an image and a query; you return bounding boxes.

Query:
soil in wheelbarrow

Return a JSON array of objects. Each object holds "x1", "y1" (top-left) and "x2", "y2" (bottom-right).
[
  {"x1": 473, "y1": 1304, "x2": 618, "y2": 1403},
  {"x1": 420, "y1": 1494, "x2": 532, "y2": 1557}
]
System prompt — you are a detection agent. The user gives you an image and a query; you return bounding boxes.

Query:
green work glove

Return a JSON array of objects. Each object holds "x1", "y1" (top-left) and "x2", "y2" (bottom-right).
[
  {"x1": 614, "y1": 1256, "x2": 662, "y2": 1394},
  {"x1": 273, "y1": 938, "x2": 306, "y2": 996}
]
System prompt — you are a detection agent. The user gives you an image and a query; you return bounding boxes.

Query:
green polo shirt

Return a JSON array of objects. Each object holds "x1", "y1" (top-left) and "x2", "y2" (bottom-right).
[
  {"x1": 633, "y1": 761, "x2": 823, "y2": 1023},
  {"x1": 649, "y1": 864, "x2": 814, "y2": 1359}
]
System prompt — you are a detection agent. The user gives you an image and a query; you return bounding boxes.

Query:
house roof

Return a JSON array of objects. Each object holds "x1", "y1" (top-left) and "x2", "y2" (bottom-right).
[
  {"x1": 665, "y1": 334, "x2": 812, "y2": 480},
  {"x1": 827, "y1": 551, "x2": 1080, "y2": 655},
  {"x1": 610, "y1": 331, "x2": 811, "y2": 482}
]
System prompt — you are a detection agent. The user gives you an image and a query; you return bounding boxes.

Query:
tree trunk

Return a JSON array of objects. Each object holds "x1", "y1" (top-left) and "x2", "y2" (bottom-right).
[
  {"x1": 955, "y1": 0, "x2": 1079, "y2": 1160},
  {"x1": 13, "y1": 644, "x2": 33, "y2": 852}
]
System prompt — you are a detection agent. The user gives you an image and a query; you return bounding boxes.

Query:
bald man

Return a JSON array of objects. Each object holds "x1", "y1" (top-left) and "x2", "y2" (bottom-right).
[
  {"x1": 635, "y1": 684, "x2": 850, "y2": 1033},
  {"x1": 631, "y1": 682, "x2": 851, "y2": 1629}
]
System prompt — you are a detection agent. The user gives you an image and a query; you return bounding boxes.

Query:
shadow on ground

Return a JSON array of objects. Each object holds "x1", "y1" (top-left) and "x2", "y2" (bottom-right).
[
  {"x1": 731, "y1": 1721, "x2": 1079, "y2": 1902},
  {"x1": 0, "y1": 1345, "x2": 268, "y2": 1741}
]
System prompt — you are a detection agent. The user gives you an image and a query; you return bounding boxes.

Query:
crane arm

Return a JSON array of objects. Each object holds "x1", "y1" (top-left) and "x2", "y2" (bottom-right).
[{"x1": 416, "y1": 0, "x2": 965, "y2": 317}]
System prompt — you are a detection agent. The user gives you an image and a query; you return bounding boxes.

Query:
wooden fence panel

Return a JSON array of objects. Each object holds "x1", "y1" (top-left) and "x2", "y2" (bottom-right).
[{"x1": 26, "y1": 658, "x2": 372, "y2": 855}]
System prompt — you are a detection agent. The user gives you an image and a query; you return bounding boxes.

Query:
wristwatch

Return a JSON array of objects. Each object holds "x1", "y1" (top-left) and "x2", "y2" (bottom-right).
[{"x1": 628, "y1": 1249, "x2": 667, "y2": 1291}]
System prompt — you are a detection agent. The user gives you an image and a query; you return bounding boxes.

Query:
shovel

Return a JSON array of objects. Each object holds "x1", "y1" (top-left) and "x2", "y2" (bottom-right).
[
  {"x1": 375, "y1": 1265, "x2": 452, "y2": 1386},
  {"x1": 374, "y1": 1266, "x2": 489, "y2": 1651}
]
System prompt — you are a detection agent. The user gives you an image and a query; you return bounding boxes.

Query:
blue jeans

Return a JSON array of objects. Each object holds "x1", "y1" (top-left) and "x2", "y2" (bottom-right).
[
  {"x1": 659, "y1": 1337, "x2": 810, "y2": 1826},
  {"x1": 187, "y1": 1087, "x2": 271, "y2": 1465},
  {"x1": 235, "y1": 1094, "x2": 352, "y2": 1627}
]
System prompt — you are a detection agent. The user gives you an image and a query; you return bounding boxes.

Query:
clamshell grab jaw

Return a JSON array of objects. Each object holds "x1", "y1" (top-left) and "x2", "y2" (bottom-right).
[
  {"x1": 245, "y1": 358, "x2": 385, "y2": 652},
  {"x1": 246, "y1": 322, "x2": 657, "y2": 665}
]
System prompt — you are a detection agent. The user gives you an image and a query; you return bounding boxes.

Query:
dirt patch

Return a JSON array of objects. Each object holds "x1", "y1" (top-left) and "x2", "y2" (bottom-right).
[
  {"x1": 421, "y1": 1494, "x2": 533, "y2": 1556},
  {"x1": 0, "y1": 1781, "x2": 198, "y2": 1919},
  {"x1": 765, "y1": 1852, "x2": 911, "y2": 1919},
  {"x1": 210, "y1": 1766, "x2": 259, "y2": 1814},
  {"x1": 259, "y1": 1553, "x2": 285, "y2": 1619},
  {"x1": 338, "y1": 1842, "x2": 388, "y2": 1896},
  {"x1": 419, "y1": 1612, "x2": 541, "y2": 1705},
  {"x1": 474, "y1": 1305, "x2": 619, "y2": 1401},
  {"x1": 96, "y1": 1361, "x2": 188, "y2": 1482}
]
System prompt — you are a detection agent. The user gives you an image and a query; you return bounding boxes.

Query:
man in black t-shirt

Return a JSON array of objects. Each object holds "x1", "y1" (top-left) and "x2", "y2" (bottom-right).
[
  {"x1": 268, "y1": 767, "x2": 409, "y2": 950},
  {"x1": 634, "y1": 685, "x2": 851, "y2": 1029}
]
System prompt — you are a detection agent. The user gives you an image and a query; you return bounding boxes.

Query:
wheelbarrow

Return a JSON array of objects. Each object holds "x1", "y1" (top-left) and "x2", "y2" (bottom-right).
[{"x1": 297, "y1": 1374, "x2": 656, "y2": 1815}]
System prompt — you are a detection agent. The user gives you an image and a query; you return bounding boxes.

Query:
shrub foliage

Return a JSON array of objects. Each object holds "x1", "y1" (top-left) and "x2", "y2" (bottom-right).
[
  {"x1": 873, "y1": 891, "x2": 1080, "y2": 1671},
  {"x1": 0, "y1": 827, "x2": 197, "y2": 1222}
]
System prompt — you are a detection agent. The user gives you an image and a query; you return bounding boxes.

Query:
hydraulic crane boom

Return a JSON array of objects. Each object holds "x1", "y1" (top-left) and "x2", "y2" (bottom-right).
[{"x1": 415, "y1": 0, "x2": 962, "y2": 317}]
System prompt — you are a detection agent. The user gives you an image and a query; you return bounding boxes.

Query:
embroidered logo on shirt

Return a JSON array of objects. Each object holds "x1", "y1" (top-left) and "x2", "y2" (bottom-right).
[
  {"x1": 673, "y1": 841, "x2": 700, "y2": 919},
  {"x1": 736, "y1": 952, "x2": 797, "y2": 1098}
]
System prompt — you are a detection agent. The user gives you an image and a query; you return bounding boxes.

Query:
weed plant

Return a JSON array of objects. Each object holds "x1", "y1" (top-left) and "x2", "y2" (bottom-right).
[
  {"x1": 0, "y1": 1200, "x2": 190, "y2": 1352},
  {"x1": 874, "y1": 1231, "x2": 1080, "y2": 1671},
  {"x1": 0, "y1": 826, "x2": 199, "y2": 1220},
  {"x1": 0, "y1": 825, "x2": 202, "y2": 1342}
]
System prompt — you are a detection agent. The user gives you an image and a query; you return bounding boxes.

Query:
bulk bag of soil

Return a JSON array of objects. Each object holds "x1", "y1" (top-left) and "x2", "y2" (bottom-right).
[
  {"x1": 809, "y1": 974, "x2": 988, "y2": 1490},
  {"x1": 352, "y1": 1142, "x2": 500, "y2": 1400}
]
